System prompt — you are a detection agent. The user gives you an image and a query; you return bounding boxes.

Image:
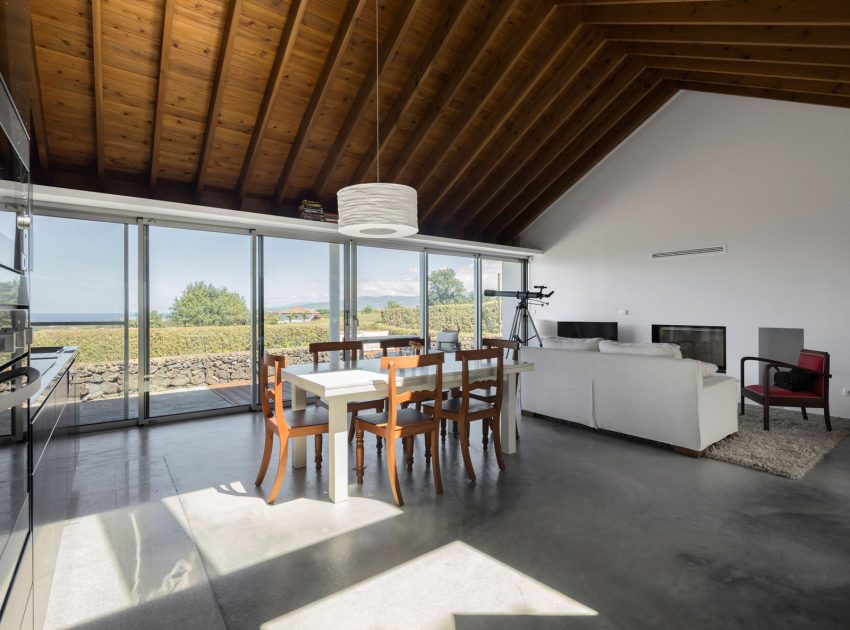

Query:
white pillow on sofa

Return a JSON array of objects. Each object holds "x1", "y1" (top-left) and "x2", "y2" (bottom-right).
[
  {"x1": 698, "y1": 361, "x2": 719, "y2": 377},
  {"x1": 542, "y1": 336, "x2": 603, "y2": 351},
  {"x1": 598, "y1": 340, "x2": 683, "y2": 359}
]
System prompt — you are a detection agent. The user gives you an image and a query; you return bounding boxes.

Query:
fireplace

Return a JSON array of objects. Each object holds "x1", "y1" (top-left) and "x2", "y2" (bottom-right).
[{"x1": 652, "y1": 324, "x2": 726, "y2": 373}]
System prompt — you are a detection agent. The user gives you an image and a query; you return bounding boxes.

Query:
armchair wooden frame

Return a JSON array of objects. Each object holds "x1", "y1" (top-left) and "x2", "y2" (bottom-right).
[
  {"x1": 255, "y1": 351, "x2": 328, "y2": 504},
  {"x1": 740, "y1": 349, "x2": 832, "y2": 431},
  {"x1": 353, "y1": 352, "x2": 445, "y2": 506},
  {"x1": 308, "y1": 341, "x2": 386, "y2": 447}
]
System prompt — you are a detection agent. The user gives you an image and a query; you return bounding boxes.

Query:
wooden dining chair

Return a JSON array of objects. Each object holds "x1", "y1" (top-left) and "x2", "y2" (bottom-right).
[
  {"x1": 308, "y1": 341, "x2": 386, "y2": 448},
  {"x1": 380, "y1": 337, "x2": 425, "y2": 356},
  {"x1": 424, "y1": 348, "x2": 505, "y2": 482},
  {"x1": 255, "y1": 351, "x2": 329, "y2": 504},
  {"x1": 472, "y1": 338, "x2": 521, "y2": 448},
  {"x1": 353, "y1": 353, "x2": 445, "y2": 506}
]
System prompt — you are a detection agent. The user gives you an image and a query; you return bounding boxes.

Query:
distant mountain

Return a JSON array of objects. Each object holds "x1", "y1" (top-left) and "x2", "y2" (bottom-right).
[{"x1": 268, "y1": 295, "x2": 420, "y2": 311}]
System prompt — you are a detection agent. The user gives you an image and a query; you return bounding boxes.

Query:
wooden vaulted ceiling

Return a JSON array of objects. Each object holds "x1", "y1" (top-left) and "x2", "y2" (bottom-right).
[{"x1": 29, "y1": 0, "x2": 850, "y2": 244}]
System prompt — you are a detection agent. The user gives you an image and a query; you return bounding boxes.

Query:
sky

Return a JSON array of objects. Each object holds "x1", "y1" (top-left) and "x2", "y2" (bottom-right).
[{"x1": 30, "y1": 217, "x2": 515, "y2": 316}]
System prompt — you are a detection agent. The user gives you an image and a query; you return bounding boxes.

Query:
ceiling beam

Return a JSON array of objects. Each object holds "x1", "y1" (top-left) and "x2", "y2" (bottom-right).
[
  {"x1": 581, "y1": 0, "x2": 850, "y2": 25},
  {"x1": 621, "y1": 40, "x2": 850, "y2": 67},
  {"x1": 235, "y1": 0, "x2": 308, "y2": 201},
  {"x1": 91, "y1": 0, "x2": 105, "y2": 179},
  {"x1": 196, "y1": 0, "x2": 243, "y2": 199},
  {"x1": 600, "y1": 24, "x2": 850, "y2": 47},
  {"x1": 30, "y1": 29, "x2": 49, "y2": 173},
  {"x1": 670, "y1": 79, "x2": 850, "y2": 108},
  {"x1": 451, "y1": 44, "x2": 634, "y2": 235},
  {"x1": 492, "y1": 78, "x2": 678, "y2": 242},
  {"x1": 414, "y1": 3, "x2": 561, "y2": 220},
  {"x1": 637, "y1": 55, "x2": 850, "y2": 82},
  {"x1": 150, "y1": 0, "x2": 176, "y2": 187},
  {"x1": 311, "y1": 0, "x2": 424, "y2": 199},
  {"x1": 382, "y1": 0, "x2": 525, "y2": 184},
  {"x1": 477, "y1": 66, "x2": 661, "y2": 237},
  {"x1": 349, "y1": 0, "x2": 473, "y2": 187},
  {"x1": 272, "y1": 0, "x2": 370, "y2": 205},
  {"x1": 651, "y1": 66, "x2": 850, "y2": 97}
]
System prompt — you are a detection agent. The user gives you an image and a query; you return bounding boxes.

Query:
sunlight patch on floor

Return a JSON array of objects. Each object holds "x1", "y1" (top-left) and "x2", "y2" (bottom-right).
[
  {"x1": 262, "y1": 540, "x2": 597, "y2": 629},
  {"x1": 163, "y1": 483, "x2": 402, "y2": 577}
]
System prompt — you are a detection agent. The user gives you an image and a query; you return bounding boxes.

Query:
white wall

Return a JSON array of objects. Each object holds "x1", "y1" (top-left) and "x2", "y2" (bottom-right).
[{"x1": 521, "y1": 90, "x2": 850, "y2": 417}]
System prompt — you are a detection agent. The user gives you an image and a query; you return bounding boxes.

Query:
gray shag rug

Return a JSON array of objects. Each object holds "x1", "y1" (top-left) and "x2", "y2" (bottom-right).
[{"x1": 705, "y1": 405, "x2": 850, "y2": 479}]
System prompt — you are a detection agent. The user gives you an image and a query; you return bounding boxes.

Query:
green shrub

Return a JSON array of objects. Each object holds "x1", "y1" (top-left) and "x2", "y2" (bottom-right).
[{"x1": 380, "y1": 301, "x2": 502, "y2": 335}]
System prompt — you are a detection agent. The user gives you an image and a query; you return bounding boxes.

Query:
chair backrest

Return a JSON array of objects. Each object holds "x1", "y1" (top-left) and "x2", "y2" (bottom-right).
[
  {"x1": 457, "y1": 348, "x2": 504, "y2": 413},
  {"x1": 380, "y1": 337, "x2": 425, "y2": 356},
  {"x1": 308, "y1": 340, "x2": 363, "y2": 365},
  {"x1": 482, "y1": 337, "x2": 519, "y2": 361},
  {"x1": 260, "y1": 350, "x2": 287, "y2": 431},
  {"x1": 381, "y1": 352, "x2": 444, "y2": 432},
  {"x1": 797, "y1": 349, "x2": 830, "y2": 397},
  {"x1": 436, "y1": 330, "x2": 459, "y2": 343}
]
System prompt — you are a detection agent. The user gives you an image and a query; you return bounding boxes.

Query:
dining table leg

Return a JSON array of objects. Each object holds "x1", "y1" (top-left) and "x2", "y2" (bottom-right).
[
  {"x1": 290, "y1": 384, "x2": 307, "y2": 469},
  {"x1": 327, "y1": 398, "x2": 350, "y2": 503},
  {"x1": 500, "y1": 372, "x2": 518, "y2": 455}
]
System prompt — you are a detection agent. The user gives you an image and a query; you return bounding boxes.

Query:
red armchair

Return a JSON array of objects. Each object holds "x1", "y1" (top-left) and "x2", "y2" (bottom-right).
[{"x1": 740, "y1": 349, "x2": 831, "y2": 431}]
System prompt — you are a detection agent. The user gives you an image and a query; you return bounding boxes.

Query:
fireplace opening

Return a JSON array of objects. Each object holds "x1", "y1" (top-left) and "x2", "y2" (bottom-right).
[{"x1": 652, "y1": 324, "x2": 726, "y2": 373}]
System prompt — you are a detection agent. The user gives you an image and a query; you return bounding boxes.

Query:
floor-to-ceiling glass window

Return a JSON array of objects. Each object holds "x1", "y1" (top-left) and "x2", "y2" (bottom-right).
[
  {"x1": 426, "y1": 253, "x2": 476, "y2": 350},
  {"x1": 262, "y1": 237, "x2": 343, "y2": 365},
  {"x1": 356, "y1": 246, "x2": 422, "y2": 357},
  {"x1": 31, "y1": 216, "x2": 137, "y2": 425},
  {"x1": 481, "y1": 259, "x2": 524, "y2": 342},
  {"x1": 146, "y1": 226, "x2": 251, "y2": 418}
]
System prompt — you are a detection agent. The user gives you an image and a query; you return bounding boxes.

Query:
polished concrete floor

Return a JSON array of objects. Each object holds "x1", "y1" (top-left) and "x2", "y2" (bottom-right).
[{"x1": 45, "y1": 411, "x2": 850, "y2": 630}]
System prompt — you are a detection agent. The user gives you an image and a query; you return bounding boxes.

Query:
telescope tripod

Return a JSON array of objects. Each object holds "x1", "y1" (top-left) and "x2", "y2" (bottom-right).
[{"x1": 507, "y1": 300, "x2": 543, "y2": 347}]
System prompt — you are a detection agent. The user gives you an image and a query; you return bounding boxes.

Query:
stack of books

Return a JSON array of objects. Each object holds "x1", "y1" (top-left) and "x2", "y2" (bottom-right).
[{"x1": 298, "y1": 199, "x2": 339, "y2": 224}]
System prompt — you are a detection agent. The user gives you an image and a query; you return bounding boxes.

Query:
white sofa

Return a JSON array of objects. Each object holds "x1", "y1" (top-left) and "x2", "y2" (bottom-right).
[{"x1": 520, "y1": 346, "x2": 738, "y2": 454}]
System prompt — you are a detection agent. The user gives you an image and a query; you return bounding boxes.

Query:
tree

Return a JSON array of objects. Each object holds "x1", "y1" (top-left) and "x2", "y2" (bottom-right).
[
  {"x1": 385, "y1": 300, "x2": 402, "y2": 309},
  {"x1": 361, "y1": 305, "x2": 375, "y2": 314},
  {"x1": 169, "y1": 282, "x2": 249, "y2": 327},
  {"x1": 428, "y1": 268, "x2": 468, "y2": 305},
  {"x1": 317, "y1": 307, "x2": 330, "y2": 318}
]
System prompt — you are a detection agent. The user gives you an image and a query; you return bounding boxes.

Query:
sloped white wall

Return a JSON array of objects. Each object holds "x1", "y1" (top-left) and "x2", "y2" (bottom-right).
[{"x1": 521, "y1": 90, "x2": 850, "y2": 417}]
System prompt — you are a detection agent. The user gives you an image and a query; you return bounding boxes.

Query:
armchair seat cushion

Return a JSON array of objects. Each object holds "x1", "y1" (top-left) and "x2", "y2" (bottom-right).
[{"x1": 744, "y1": 384, "x2": 820, "y2": 399}]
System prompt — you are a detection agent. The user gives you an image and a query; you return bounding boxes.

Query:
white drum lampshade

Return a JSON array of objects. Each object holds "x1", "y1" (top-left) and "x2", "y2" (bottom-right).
[{"x1": 337, "y1": 183, "x2": 418, "y2": 238}]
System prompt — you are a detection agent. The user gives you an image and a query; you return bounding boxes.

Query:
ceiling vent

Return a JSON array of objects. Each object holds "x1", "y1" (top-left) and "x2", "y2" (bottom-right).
[{"x1": 652, "y1": 245, "x2": 726, "y2": 259}]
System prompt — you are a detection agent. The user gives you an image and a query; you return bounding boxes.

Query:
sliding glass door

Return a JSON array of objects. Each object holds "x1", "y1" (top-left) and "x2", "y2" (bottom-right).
[
  {"x1": 481, "y1": 259, "x2": 524, "y2": 342},
  {"x1": 145, "y1": 226, "x2": 252, "y2": 418},
  {"x1": 426, "y1": 253, "x2": 476, "y2": 350}
]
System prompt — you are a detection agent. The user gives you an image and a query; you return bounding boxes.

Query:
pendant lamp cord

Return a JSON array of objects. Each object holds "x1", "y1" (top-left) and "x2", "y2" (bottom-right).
[{"x1": 375, "y1": 0, "x2": 380, "y2": 183}]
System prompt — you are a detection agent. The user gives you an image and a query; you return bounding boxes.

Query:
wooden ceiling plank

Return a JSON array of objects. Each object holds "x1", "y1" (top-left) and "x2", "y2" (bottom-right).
[
  {"x1": 150, "y1": 0, "x2": 176, "y2": 186},
  {"x1": 311, "y1": 0, "x2": 425, "y2": 199},
  {"x1": 272, "y1": 0, "x2": 370, "y2": 205},
  {"x1": 382, "y1": 0, "x2": 525, "y2": 184},
  {"x1": 414, "y1": 3, "x2": 560, "y2": 220},
  {"x1": 601, "y1": 24, "x2": 850, "y2": 47},
  {"x1": 452, "y1": 46, "x2": 635, "y2": 234},
  {"x1": 670, "y1": 79, "x2": 850, "y2": 108},
  {"x1": 653, "y1": 67, "x2": 850, "y2": 96},
  {"x1": 30, "y1": 28, "x2": 50, "y2": 173},
  {"x1": 492, "y1": 78, "x2": 678, "y2": 241},
  {"x1": 476, "y1": 65, "x2": 659, "y2": 236},
  {"x1": 349, "y1": 0, "x2": 474, "y2": 187},
  {"x1": 92, "y1": 0, "x2": 105, "y2": 179},
  {"x1": 235, "y1": 0, "x2": 308, "y2": 201},
  {"x1": 621, "y1": 40, "x2": 850, "y2": 67},
  {"x1": 581, "y1": 0, "x2": 850, "y2": 26},
  {"x1": 638, "y1": 54, "x2": 850, "y2": 82}
]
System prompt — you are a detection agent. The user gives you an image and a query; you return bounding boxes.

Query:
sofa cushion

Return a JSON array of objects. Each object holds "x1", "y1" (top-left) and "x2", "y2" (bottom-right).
[
  {"x1": 542, "y1": 336, "x2": 602, "y2": 351},
  {"x1": 699, "y1": 361, "x2": 719, "y2": 378},
  {"x1": 598, "y1": 340, "x2": 683, "y2": 359}
]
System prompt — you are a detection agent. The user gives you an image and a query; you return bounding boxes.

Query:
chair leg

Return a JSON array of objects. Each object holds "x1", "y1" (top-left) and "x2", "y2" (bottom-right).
[
  {"x1": 440, "y1": 419, "x2": 446, "y2": 443},
  {"x1": 267, "y1": 434, "x2": 289, "y2": 504},
  {"x1": 431, "y1": 429, "x2": 442, "y2": 494},
  {"x1": 490, "y1": 415, "x2": 506, "y2": 471},
  {"x1": 801, "y1": 407, "x2": 809, "y2": 421},
  {"x1": 355, "y1": 427, "x2": 365, "y2": 484},
  {"x1": 405, "y1": 436, "x2": 414, "y2": 471},
  {"x1": 739, "y1": 392, "x2": 745, "y2": 416},
  {"x1": 453, "y1": 422, "x2": 459, "y2": 438},
  {"x1": 824, "y1": 401, "x2": 832, "y2": 432},
  {"x1": 255, "y1": 429, "x2": 273, "y2": 486},
  {"x1": 314, "y1": 434, "x2": 323, "y2": 470},
  {"x1": 482, "y1": 419, "x2": 489, "y2": 451},
  {"x1": 386, "y1": 438, "x2": 403, "y2": 506},
  {"x1": 376, "y1": 436, "x2": 383, "y2": 455},
  {"x1": 763, "y1": 404, "x2": 770, "y2": 431},
  {"x1": 424, "y1": 430, "x2": 432, "y2": 464},
  {"x1": 459, "y1": 421, "x2": 476, "y2": 482}
]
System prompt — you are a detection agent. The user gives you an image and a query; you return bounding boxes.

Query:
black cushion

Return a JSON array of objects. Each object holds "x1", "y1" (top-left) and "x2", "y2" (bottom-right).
[{"x1": 774, "y1": 368, "x2": 816, "y2": 392}]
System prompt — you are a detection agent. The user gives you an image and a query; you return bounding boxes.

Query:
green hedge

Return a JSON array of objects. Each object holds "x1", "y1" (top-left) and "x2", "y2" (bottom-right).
[{"x1": 381, "y1": 301, "x2": 502, "y2": 334}]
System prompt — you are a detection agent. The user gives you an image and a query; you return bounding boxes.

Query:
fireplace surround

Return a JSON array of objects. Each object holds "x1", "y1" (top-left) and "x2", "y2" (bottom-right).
[{"x1": 652, "y1": 324, "x2": 726, "y2": 373}]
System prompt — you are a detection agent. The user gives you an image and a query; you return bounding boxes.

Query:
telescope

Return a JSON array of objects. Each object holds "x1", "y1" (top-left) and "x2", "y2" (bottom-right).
[{"x1": 484, "y1": 285, "x2": 554, "y2": 301}]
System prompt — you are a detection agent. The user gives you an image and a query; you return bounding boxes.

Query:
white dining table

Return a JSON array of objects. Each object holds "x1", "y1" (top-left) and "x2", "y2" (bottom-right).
[{"x1": 281, "y1": 354, "x2": 534, "y2": 503}]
